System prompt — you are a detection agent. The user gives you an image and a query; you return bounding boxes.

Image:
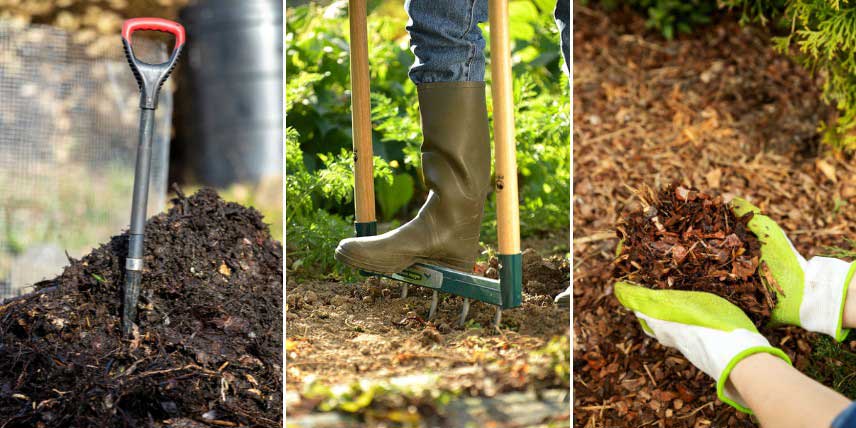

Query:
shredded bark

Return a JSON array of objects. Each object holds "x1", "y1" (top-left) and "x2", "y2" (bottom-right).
[
  {"x1": 573, "y1": 6, "x2": 856, "y2": 427},
  {"x1": 614, "y1": 184, "x2": 774, "y2": 325}
]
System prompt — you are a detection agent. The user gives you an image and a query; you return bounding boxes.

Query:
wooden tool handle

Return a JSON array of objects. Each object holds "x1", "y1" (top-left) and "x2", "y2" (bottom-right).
[
  {"x1": 349, "y1": 0, "x2": 376, "y2": 223},
  {"x1": 489, "y1": 0, "x2": 520, "y2": 255}
]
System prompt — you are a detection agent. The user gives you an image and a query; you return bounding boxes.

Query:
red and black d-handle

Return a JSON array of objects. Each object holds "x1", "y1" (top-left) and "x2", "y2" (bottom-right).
[
  {"x1": 122, "y1": 18, "x2": 185, "y2": 110},
  {"x1": 121, "y1": 18, "x2": 185, "y2": 337}
]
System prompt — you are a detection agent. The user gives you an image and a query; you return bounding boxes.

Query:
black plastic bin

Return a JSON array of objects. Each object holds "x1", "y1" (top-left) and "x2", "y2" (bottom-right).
[{"x1": 180, "y1": 0, "x2": 282, "y2": 187}]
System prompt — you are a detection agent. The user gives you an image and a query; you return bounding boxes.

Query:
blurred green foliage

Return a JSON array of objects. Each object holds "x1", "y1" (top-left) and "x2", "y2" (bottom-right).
[
  {"x1": 286, "y1": 0, "x2": 569, "y2": 279},
  {"x1": 297, "y1": 335, "x2": 571, "y2": 424},
  {"x1": 302, "y1": 374, "x2": 456, "y2": 427},
  {"x1": 596, "y1": 0, "x2": 716, "y2": 39}
]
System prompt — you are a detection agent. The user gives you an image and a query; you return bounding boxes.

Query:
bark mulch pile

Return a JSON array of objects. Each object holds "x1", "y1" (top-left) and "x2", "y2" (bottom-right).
[
  {"x1": 614, "y1": 184, "x2": 774, "y2": 326},
  {"x1": 0, "y1": 188, "x2": 283, "y2": 427},
  {"x1": 574, "y1": 5, "x2": 856, "y2": 427}
]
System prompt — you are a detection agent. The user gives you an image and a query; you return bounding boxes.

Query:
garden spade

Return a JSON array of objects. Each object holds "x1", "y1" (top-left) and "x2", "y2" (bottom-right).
[
  {"x1": 120, "y1": 18, "x2": 185, "y2": 336},
  {"x1": 346, "y1": 0, "x2": 522, "y2": 326}
]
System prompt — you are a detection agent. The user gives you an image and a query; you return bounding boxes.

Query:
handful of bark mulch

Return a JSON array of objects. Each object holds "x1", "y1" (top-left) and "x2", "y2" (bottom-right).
[
  {"x1": 0, "y1": 188, "x2": 282, "y2": 428},
  {"x1": 613, "y1": 184, "x2": 776, "y2": 325}
]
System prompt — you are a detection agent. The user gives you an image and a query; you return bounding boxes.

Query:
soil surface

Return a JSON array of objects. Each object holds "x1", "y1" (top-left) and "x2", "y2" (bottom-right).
[
  {"x1": 614, "y1": 184, "x2": 773, "y2": 325},
  {"x1": 0, "y1": 189, "x2": 283, "y2": 427},
  {"x1": 574, "y1": 6, "x2": 856, "y2": 427},
  {"x1": 286, "y1": 248, "x2": 570, "y2": 418}
]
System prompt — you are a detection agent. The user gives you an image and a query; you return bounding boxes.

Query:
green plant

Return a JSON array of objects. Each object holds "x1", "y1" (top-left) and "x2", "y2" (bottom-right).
[
  {"x1": 593, "y1": 0, "x2": 718, "y2": 39},
  {"x1": 770, "y1": 0, "x2": 856, "y2": 152},
  {"x1": 823, "y1": 238, "x2": 856, "y2": 259},
  {"x1": 535, "y1": 335, "x2": 571, "y2": 386},
  {"x1": 643, "y1": 0, "x2": 716, "y2": 39},
  {"x1": 302, "y1": 375, "x2": 458, "y2": 426},
  {"x1": 376, "y1": 173, "x2": 415, "y2": 221},
  {"x1": 721, "y1": 0, "x2": 787, "y2": 25},
  {"x1": 287, "y1": 0, "x2": 569, "y2": 280},
  {"x1": 804, "y1": 334, "x2": 856, "y2": 399},
  {"x1": 286, "y1": 127, "x2": 392, "y2": 279},
  {"x1": 480, "y1": 75, "x2": 571, "y2": 242}
]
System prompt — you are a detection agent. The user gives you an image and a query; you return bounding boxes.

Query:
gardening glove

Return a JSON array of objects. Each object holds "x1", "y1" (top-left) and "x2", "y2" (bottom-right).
[
  {"x1": 614, "y1": 281, "x2": 792, "y2": 414},
  {"x1": 731, "y1": 198, "x2": 856, "y2": 342}
]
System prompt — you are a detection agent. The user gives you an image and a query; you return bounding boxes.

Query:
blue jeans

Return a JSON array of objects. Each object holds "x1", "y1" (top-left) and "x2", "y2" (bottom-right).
[
  {"x1": 832, "y1": 401, "x2": 856, "y2": 428},
  {"x1": 405, "y1": 0, "x2": 570, "y2": 84}
]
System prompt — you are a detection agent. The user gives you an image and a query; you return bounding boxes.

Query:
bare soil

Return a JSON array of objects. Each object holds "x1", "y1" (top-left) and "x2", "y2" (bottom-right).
[
  {"x1": 286, "y1": 248, "x2": 570, "y2": 414},
  {"x1": 574, "y1": 5, "x2": 856, "y2": 427},
  {"x1": 0, "y1": 189, "x2": 283, "y2": 427}
]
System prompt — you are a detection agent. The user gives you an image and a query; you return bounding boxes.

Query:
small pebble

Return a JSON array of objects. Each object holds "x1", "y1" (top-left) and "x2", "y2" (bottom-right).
[{"x1": 303, "y1": 290, "x2": 318, "y2": 304}]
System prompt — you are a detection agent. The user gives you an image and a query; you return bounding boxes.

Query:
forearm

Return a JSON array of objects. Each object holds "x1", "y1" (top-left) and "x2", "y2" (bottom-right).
[
  {"x1": 844, "y1": 274, "x2": 856, "y2": 329},
  {"x1": 728, "y1": 353, "x2": 851, "y2": 428}
]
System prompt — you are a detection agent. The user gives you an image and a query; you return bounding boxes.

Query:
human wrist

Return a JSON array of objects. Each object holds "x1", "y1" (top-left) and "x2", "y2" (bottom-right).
[
  {"x1": 720, "y1": 348, "x2": 791, "y2": 413},
  {"x1": 729, "y1": 352, "x2": 785, "y2": 389},
  {"x1": 727, "y1": 352, "x2": 790, "y2": 410},
  {"x1": 728, "y1": 351, "x2": 851, "y2": 428}
]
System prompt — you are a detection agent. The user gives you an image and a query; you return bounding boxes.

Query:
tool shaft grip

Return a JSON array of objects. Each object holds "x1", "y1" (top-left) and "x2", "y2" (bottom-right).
[
  {"x1": 489, "y1": 0, "x2": 520, "y2": 255},
  {"x1": 129, "y1": 109, "x2": 155, "y2": 237},
  {"x1": 348, "y1": 0, "x2": 376, "y2": 223}
]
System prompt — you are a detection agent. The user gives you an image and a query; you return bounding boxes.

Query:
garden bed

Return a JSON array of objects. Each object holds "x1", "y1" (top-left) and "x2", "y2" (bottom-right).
[
  {"x1": 574, "y1": 5, "x2": 856, "y2": 427},
  {"x1": 285, "y1": 248, "x2": 570, "y2": 425},
  {"x1": 0, "y1": 189, "x2": 283, "y2": 427}
]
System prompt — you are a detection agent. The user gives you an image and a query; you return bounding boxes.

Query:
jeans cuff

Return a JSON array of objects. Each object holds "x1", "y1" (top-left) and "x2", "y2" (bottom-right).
[{"x1": 417, "y1": 81, "x2": 485, "y2": 89}]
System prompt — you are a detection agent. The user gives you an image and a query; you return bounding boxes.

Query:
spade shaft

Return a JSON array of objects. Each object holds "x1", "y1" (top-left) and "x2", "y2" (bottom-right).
[
  {"x1": 121, "y1": 18, "x2": 185, "y2": 336},
  {"x1": 122, "y1": 108, "x2": 155, "y2": 335}
]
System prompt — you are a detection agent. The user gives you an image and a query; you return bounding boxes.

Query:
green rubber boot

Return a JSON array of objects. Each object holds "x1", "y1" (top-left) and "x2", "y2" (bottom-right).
[{"x1": 335, "y1": 82, "x2": 491, "y2": 274}]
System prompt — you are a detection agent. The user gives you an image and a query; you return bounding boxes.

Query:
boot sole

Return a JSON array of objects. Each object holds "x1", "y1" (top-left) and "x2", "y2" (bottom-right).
[{"x1": 335, "y1": 247, "x2": 474, "y2": 275}]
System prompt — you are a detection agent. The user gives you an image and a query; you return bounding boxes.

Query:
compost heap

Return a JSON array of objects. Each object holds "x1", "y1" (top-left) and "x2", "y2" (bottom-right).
[
  {"x1": 0, "y1": 188, "x2": 282, "y2": 427},
  {"x1": 613, "y1": 184, "x2": 775, "y2": 325}
]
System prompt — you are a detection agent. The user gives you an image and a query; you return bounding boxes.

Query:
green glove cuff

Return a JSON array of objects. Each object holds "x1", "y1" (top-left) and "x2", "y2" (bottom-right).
[{"x1": 834, "y1": 262, "x2": 856, "y2": 342}]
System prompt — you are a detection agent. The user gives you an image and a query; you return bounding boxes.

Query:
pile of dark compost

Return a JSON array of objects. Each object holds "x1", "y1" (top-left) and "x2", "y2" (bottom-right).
[
  {"x1": 614, "y1": 184, "x2": 774, "y2": 325},
  {"x1": 0, "y1": 188, "x2": 283, "y2": 427}
]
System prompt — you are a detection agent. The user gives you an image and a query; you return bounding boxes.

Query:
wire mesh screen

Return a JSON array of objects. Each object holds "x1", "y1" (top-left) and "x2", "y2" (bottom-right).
[{"x1": 0, "y1": 21, "x2": 172, "y2": 299}]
